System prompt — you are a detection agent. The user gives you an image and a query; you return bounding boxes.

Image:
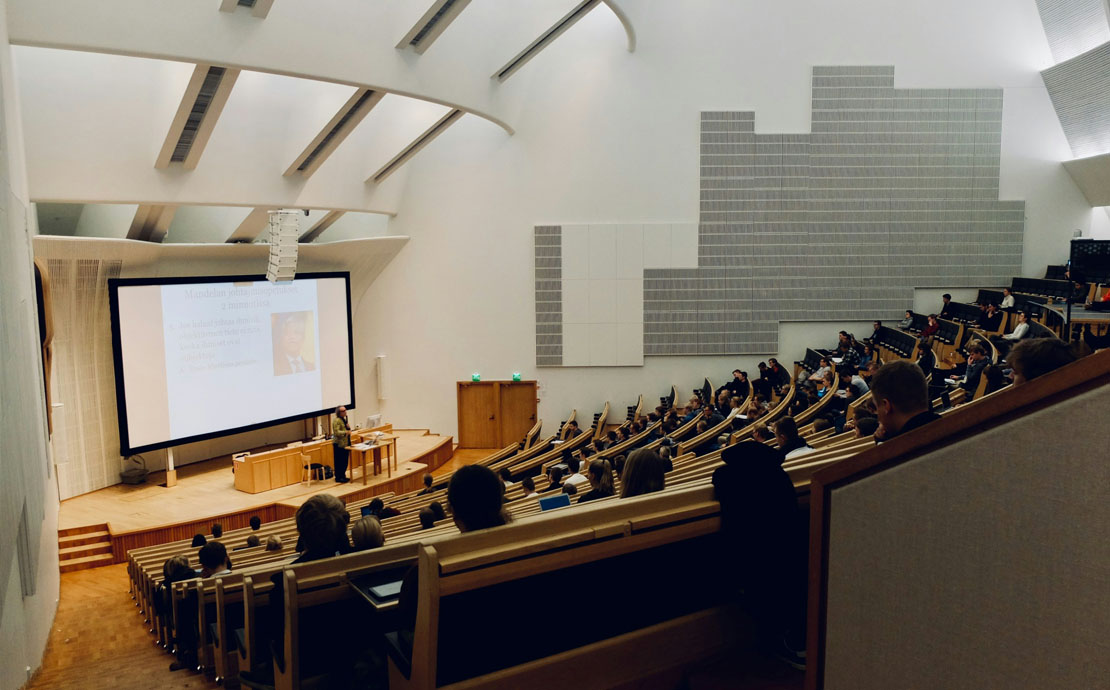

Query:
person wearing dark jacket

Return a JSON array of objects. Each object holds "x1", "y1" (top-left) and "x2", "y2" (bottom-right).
[
  {"x1": 870, "y1": 360, "x2": 940, "y2": 442},
  {"x1": 712, "y1": 442, "x2": 807, "y2": 669}
]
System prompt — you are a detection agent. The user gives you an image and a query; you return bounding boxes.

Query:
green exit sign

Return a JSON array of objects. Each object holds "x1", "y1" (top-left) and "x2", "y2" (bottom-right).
[
  {"x1": 471, "y1": 373, "x2": 481, "y2": 382},
  {"x1": 512, "y1": 372, "x2": 522, "y2": 382}
]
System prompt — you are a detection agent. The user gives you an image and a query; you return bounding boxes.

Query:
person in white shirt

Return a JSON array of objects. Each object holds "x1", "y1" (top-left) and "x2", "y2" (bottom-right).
[
  {"x1": 775, "y1": 417, "x2": 815, "y2": 461},
  {"x1": 802, "y1": 356, "x2": 831, "y2": 383},
  {"x1": 198, "y1": 541, "x2": 232, "y2": 578},
  {"x1": 562, "y1": 455, "x2": 590, "y2": 489},
  {"x1": 520, "y1": 476, "x2": 539, "y2": 498},
  {"x1": 993, "y1": 310, "x2": 1030, "y2": 358},
  {"x1": 1000, "y1": 287, "x2": 1015, "y2": 309},
  {"x1": 498, "y1": 468, "x2": 515, "y2": 491}
]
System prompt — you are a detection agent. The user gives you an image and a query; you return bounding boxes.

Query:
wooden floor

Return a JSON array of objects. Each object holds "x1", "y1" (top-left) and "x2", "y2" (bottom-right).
[
  {"x1": 29, "y1": 563, "x2": 216, "y2": 690},
  {"x1": 59, "y1": 430, "x2": 455, "y2": 533}
]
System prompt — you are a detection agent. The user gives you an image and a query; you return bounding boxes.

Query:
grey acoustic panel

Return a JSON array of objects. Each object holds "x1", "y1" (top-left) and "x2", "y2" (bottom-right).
[
  {"x1": 534, "y1": 225, "x2": 563, "y2": 366},
  {"x1": 1034, "y1": 0, "x2": 1110, "y2": 64},
  {"x1": 1042, "y1": 42, "x2": 1110, "y2": 158}
]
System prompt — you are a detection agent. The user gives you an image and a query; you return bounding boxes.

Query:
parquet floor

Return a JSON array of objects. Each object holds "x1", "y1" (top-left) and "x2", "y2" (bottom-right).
[{"x1": 29, "y1": 564, "x2": 216, "y2": 690}]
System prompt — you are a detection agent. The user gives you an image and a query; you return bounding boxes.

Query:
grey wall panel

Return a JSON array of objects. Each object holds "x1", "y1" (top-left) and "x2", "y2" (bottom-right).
[
  {"x1": 534, "y1": 225, "x2": 562, "y2": 366},
  {"x1": 1035, "y1": 0, "x2": 1110, "y2": 64},
  {"x1": 1042, "y1": 41, "x2": 1110, "y2": 158}
]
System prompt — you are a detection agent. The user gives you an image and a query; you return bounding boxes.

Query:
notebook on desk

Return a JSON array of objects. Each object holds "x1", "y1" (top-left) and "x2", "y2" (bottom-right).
[{"x1": 539, "y1": 494, "x2": 571, "y2": 511}]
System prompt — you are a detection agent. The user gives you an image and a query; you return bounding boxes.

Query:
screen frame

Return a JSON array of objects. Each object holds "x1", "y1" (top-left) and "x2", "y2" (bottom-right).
[{"x1": 108, "y1": 271, "x2": 355, "y2": 456}]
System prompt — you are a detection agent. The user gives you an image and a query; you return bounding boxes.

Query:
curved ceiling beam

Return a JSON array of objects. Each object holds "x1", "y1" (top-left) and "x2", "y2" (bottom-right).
[
  {"x1": 396, "y1": 0, "x2": 472, "y2": 56},
  {"x1": 601, "y1": 0, "x2": 636, "y2": 52},
  {"x1": 7, "y1": 0, "x2": 519, "y2": 132}
]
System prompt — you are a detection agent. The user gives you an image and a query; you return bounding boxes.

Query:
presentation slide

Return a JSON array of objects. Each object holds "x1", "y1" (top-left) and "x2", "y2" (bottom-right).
[{"x1": 110, "y1": 273, "x2": 353, "y2": 454}]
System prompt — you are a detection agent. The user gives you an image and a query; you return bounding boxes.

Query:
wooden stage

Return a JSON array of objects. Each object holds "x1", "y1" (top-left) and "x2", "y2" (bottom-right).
[{"x1": 59, "y1": 429, "x2": 457, "y2": 562}]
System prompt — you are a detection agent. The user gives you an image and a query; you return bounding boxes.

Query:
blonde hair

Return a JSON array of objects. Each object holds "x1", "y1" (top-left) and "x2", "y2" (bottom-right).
[
  {"x1": 265, "y1": 535, "x2": 282, "y2": 551},
  {"x1": 351, "y1": 516, "x2": 385, "y2": 551}
]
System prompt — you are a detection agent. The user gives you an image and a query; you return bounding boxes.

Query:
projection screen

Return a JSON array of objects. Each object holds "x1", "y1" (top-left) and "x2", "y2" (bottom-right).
[{"x1": 108, "y1": 272, "x2": 354, "y2": 455}]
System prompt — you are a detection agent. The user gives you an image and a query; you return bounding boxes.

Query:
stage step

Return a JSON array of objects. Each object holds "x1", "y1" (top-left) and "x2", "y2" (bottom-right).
[
  {"x1": 59, "y1": 553, "x2": 113, "y2": 573},
  {"x1": 58, "y1": 523, "x2": 113, "y2": 573}
]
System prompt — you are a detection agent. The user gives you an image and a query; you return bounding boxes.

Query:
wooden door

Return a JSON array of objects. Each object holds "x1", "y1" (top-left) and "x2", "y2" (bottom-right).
[
  {"x1": 457, "y1": 382, "x2": 500, "y2": 448},
  {"x1": 498, "y1": 381, "x2": 537, "y2": 447}
]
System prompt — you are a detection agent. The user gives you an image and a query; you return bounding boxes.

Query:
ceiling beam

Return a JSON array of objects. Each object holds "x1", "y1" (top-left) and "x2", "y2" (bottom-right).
[
  {"x1": 155, "y1": 63, "x2": 240, "y2": 170},
  {"x1": 299, "y1": 210, "x2": 346, "y2": 243},
  {"x1": 127, "y1": 204, "x2": 177, "y2": 242},
  {"x1": 219, "y1": 0, "x2": 274, "y2": 18},
  {"x1": 396, "y1": 0, "x2": 472, "y2": 55},
  {"x1": 368, "y1": 108, "x2": 463, "y2": 184},
  {"x1": 284, "y1": 88, "x2": 386, "y2": 178},
  {"x1": 493, "y1": 0, "x2": 602, "y2": 82},
  {"x1": 225, "y1": 207, "x2": 271, "y2": 243}
]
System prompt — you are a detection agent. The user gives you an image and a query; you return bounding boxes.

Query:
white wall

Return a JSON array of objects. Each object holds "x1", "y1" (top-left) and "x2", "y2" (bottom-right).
[
  {"x1": 0, "y1": 0, "x2": 60, "y2": 685},
  {"x1": 353, "y1": 0, "x2": 1099, "y2": 439}
]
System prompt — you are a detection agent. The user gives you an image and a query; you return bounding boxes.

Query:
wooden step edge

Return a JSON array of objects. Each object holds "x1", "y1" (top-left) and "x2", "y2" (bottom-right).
[
  {"x1": 59, "y1": 542, "x2": 113, "y2": 557},
  {"x1": 58, "y1": 530, "x2": 110, "y2": 544},
  {"x1": 58, "y1": 553, "x2": 114, "y2": 573},
  {"x1": 57, "y1": 523, "x2": 109, "y2": 538}
]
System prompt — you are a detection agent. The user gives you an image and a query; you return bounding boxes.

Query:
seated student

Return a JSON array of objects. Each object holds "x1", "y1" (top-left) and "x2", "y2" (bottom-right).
[
  {"x1": 562, "y1": 455, "x2": 589, "y2": 489},
  {"x1": 428, "y1": 501, "x2": 447, "y2": 522},
  {"x1": 240, "y1": 534, "x2": 261, "y2": 550},
  {"x1": 158, "y1": 555, "x2": 200, "y2": 672},
  {"x1": 1007, "y1": 337, "x2": 1078, "y2": 385},
  {"x1": 448, "y1": 465, "x2": 511, "y2": 532},
  {"x1": 774, "y1": 417, "x2": 814, "y2": 461},
  {"x1": 960, "y1": 342, "x2": 989, "y2": 397},
  {"x1": 612, "y1": 454, "x2": 627, "y2": 478},
  {"x1": 190, "y1": 533, "x2": 207, "y2": 548},
  {"x1": 498, "y1": 468, "x2": 515, "y2": 490},
  {"x1": 366, "y1": 497, "x2": 401, "y2": 520},
  {"x1": 869, "y1": 320, "x2": 882, "y2": 343},
  {"x1": 544, "y1": 466, "x2": 565, "y2": 493},
  {"x1": 940, "y1": 293, "x2": 953, "y2": 319},
  {"x1": 564, "y1": 420, "x2": 583, "y2": 438},
  {"x1": 605, "y1": 429, "x2": 620, "y2": 446},
  {"x1": 812, "y1": 417, "x2": 832, "y2": 434},
  {"x1": 844, "y1": 365, "x2": 869, "y2": 397},
  {"x1": 249, "y1": 516, "x2": 262, "y2": 532},
  {"x1": 681, "y1": 397, "x2": 703, "y2": 423},
  {"x1": 561, "y1": 483, "x2": 578, "y2": 497},
  {"x1": 751, "y1": 423, "x2": 774, "y2": 444},
  {"x1": 992, "y1": 311, "x2": 1031, "y2": 357},
  {"x1": 292, "y1": 494, "x2": 353, "y2": 563},
  {"x1": 351, "y1": 516, "x2": 385, "y2": 550},
  {"x1": 417, "y1": 473, "x2": 435, "y2": 495},
  {"x1": 859, "y1": 343, "x2": 876, "y2": 370},
  {"x1": 578, "y1": 459, "x2": 615, "y2": 503},
  {"x1": 805, "y1": 356, "x2": 832, "y2": 383},
  {"x1": 767, "y1": 358, "x2": 791, "y2": 391},
  {"x1": 265, "y1": 535, "x2": 283, "y2": 552},
  {"x1": 198, "y1": 541, "x2": 232, "y2": 578},
  {"x1": 418, "y1": 508, "x2": 437, "y2": 530},
  {"x1": 620, "y1": 448, "x2": 666, "y2": 498},
  {"x1": 657, "y1": 445, "x2": 674, "y2": 473},
  {"x1": 870, "y1": 360, "x2": 940, "y2": 442},
  {"x1": 979, "y1": 302, "x2": 1003, "y2": 331},
  {"x1": 520, "y1": 475, "x2": 539, "y2": 498},
  {"x1": 210, "y1": 523, "x2": 223, "y2": 540},
  {"x1": 920, "y1": 314, "x2": 940, "y2": 340},
  {"x1": 854, "y1": 416, "x2": 880, "y2": 438},
  {"x1": 898, "y1": 310, "x2": 914, "y2": 330},
  {"x1": 1000, "y1": 286, "x2": 1015, "y2": 309},
  {"x1": 753, "y1": 362, "x2": 774, "y2": 399},
  {"x1": 718, "y1": 369, "x2": 750, "y2": 401}
]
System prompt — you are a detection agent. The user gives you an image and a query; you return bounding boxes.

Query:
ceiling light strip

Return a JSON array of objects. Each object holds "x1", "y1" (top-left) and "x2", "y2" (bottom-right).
[{"x1": 368, "y1": 109, "x2": 464, "y2": 184}]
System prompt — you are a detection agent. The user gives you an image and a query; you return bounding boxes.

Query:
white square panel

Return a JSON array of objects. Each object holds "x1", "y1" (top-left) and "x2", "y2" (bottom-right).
[
  {"x1": 561, "y1": 224, "x2": 589, "y2": 280},
  {"x1": 616, "y1": 322, "x2": 644, "y2": 366},
  {"x1": 561, "y1": 279, "x2": 590, "y2": 324},
  {"x1": 615, "y1": 279, "x2": 643, "y2": 324},
  {"x1": 588, "y1": 278, "x2": 617, "y2": 324},
  {"x1": 643, "y1": 223, "x2": 672, "y2": 268},
  {"x1": 562, "y1": 323, "x2": 590, "y2": 367},
  {"x1": 671, "y1": 223, "x2": 699, "y2": 268},
  {"x1": 615, "y1": 224, "x2": 644, "y2": 279},
  {"x1": 588, "y1": 224, "x2": 617, "y2": 279},
  {"x1": 589, "y1": 323, "x2": 617, "y2": 366}
]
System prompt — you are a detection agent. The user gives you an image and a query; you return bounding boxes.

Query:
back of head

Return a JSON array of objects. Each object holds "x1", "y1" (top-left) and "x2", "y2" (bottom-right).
[
  {"x1": 198, "y1": 541, "x2": 228, "y2": 571},
  {"x1": 368, "y1": 498, "x2": 385, "y2": 515},
  {"x1": 163, "y1": 554, "x2": 194, "y2": 583},
  {"x1": 428, "y1": 500, "x2": 447, "y2": 521},
  {"x1": 246, "y1": 534, "x2": 261, "y2": 548},
  {"x1": 752, "y1": 423, "x2": 771, "y2": 442},
  {"x1": 566, "y1": 454, "x2": 580, "y2": 473},
  {"x1": 620, "y1": 448, "x2": 666, "y2": 498},
  {"x1": 249, "y1": 516, "x2": 261, "y2": 531},
  {"x1": 191, "y1": 533, "x2": 207, "y2": 548},
  {"x1": 351, "y1": 516, "x2": 385, "y2": 551},
  {"x1": 265, "y1": 535, "x2": 283, "y2": 551},
  {"x1": 813, "y1": 417, "x2": 832, "y2": 432},
  {"x1": 588, "y1": 458, "x2": 614, "y2": 495},
  {"x1": 295, "y1": 493, "x2": 349, "y2": 556},
  {"x1": 423, "y1": 472, "x2": 433, "y2": 488},
  {"x1": 447, "y1": 464, "x2": 508, "y2": 533},
  {"x1": 870, "y1": 360, "x2": 928, "y2": 415},
  {"x1": 855, "y1": 416, "x2": 880, "y2": 437},
  {"x1": 774, "y1": 416, "x2": 801, "y2": 443},
  {"x1": 211, "y1": 523, "x2": 223, "y2": 539},
  {"x1": 419, "y1": 507, "x2": 436, "y2": 529},
  {"x1": 521, "y1": 475, "x2": 535, "y2": 493},
  {"x1": 562, "y1": 482, "x2": 577, "y2": 496},
  {"x1": 659, "y1": 444, "x2": 672, "y2": 460},
  {"x1": 549, "y1": 466, "x2": 564, "y2": 484},
  {"x1": 1007, "y1": 338, "x2": 1077, "y2": 383},
  {"x1": 499, "y1": 468, "x2": 513, "y2": 482}
]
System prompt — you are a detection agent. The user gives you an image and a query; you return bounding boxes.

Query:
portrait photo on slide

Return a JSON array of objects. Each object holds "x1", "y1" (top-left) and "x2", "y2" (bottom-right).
[{"x1": 272, "y1": 310, "x2": 316, "y2": 376}]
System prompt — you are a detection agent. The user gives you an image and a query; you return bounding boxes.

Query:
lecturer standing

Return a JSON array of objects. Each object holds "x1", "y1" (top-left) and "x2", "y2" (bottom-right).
[{"x1": 332, "y1": 406, "x2": 351, "y2": 483}]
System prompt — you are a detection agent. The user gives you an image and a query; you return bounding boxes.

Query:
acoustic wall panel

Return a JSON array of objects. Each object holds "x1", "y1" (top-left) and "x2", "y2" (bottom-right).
[
  {"x1": 1034, "y1": 0, "x2": 1110, "y2": 64},
  {"x1": 1042, "y1": 42, "x2": 1110, "y2": 158},
  {"x1": 535, "y1": 66, "x2": 1025, "y2": 364},
  {"x1": 534, "y1": 225, "x2": 562, "y2": 366}
]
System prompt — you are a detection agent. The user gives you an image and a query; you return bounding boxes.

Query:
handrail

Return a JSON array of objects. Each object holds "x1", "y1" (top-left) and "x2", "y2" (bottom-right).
[
  {"x1": 795, "y1": 374, "x2": 840, "y2": 426},
  {"x1": 677, "y1": 409, "x2": 739, "y2": 456},
  {"x1": 805, "y1": 348, "x2": 1110, "y2": 689},
  {"x1": 593, "y1": 402, "x2": 611, "y2": 440}
]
